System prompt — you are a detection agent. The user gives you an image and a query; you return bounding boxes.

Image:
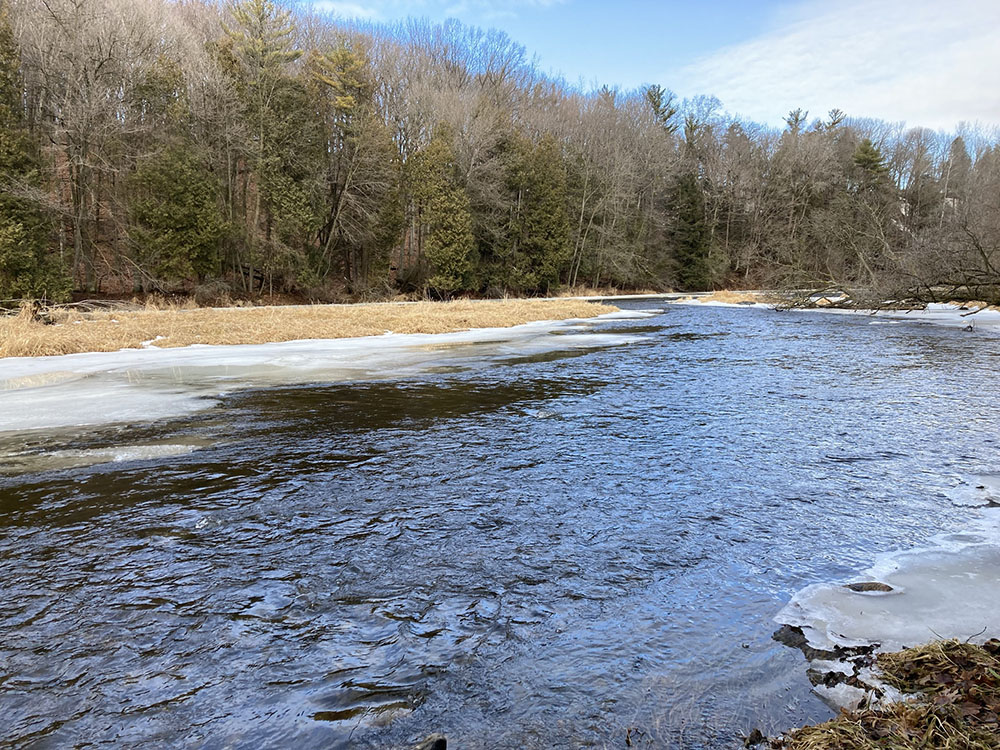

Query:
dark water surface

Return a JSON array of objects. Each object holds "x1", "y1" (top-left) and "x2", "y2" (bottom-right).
[{"x1": 3, "y1": 303, "x2": 1000, "y2": 748}]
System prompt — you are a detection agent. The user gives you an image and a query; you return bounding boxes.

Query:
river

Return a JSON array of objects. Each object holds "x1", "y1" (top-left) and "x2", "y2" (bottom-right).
[{"x1": 2, "y1": 301, "x2": 998, "y2": 748}]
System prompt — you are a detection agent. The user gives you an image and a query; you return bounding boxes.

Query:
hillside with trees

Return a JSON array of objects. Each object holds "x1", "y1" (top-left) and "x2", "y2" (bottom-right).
[{"x1": 1, "y1": 0, "x2": 999, "y2": 304}]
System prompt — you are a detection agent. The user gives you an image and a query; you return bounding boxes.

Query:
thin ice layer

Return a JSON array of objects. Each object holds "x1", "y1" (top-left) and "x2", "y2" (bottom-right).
[
  {"x1": 0, "y1": 315, "x2": 643, "y2": 434},
  {"x1": 945, "y1": 473, "x2": 1000, "y2": 507},
  {"x1": 777, "y1": 514, "x2": 1000, "y2": 652},
  {"x1": 2, "y1": 443, "x2": 203, "y2": 473}
]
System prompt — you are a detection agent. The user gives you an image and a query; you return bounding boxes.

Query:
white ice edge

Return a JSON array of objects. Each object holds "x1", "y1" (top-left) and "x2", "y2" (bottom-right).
[
  {"x1": 671, "y1": 299, "x2": 774, "y2": 310},
  {"x1": 776, "y1": 509, "x2": 1000, "y2": 653},
  {"x1": 0, "y1": 314, "x2": 644, "y2": 435},
  {"x1": 672, "y1": 298, "x2": 1000, "y2": 331}
]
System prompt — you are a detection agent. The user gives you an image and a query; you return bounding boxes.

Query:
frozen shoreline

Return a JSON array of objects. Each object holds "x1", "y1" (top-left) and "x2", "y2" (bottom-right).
[
  {"x1": 0, "y1": 310, "x2": 654, "y2": 437},
  {"x1": 774, "y1": 479, "x2": 1000, "y2": 711},
  {"x1": 673, "y1": 297, "x2": 1000, "y2": 333},
  {"x1": 777, "y1": 508, "x2": 1000, "y2": 655}
]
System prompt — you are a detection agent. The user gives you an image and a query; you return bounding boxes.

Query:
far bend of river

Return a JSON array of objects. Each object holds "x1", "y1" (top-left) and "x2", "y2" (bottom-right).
[{"x1": 3, "y1": 302, "x2": 1000, "y2": 749}]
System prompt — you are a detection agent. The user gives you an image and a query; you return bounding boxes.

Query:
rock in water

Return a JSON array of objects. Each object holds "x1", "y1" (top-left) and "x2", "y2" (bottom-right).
[
  {"x1": 743, "y1": 727, "x2": 766, "y2": 747},
  {"x1": 415, "y1": 733, "x2": 446, "y2": 750},
  {"x1": 843, "y1": 581, "x2": 893, "y2": 592}
]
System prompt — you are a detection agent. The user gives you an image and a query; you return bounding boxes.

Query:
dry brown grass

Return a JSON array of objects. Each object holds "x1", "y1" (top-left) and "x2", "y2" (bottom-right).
[
  {"x1": 0, "y1": 298, "x2": 616, "y2": 358},
  {"x1": 677, "y1": 289, "x2": 785, "y2": 305},
  {"x1": 947, "y1": 300, "x2": 1000, "y2": 312},
  {"x1": 555, "y1": 285, "x2": 663, "y2": 298},
  {"x1": 774, "y1": 640, "x2": 1000, "y2": 750}
]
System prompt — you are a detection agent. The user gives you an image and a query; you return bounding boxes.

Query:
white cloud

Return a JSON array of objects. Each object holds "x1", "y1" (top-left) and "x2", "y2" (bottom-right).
[
  {"x1": 311, "y1": 1, "x2": 381, "y2": 20},
  {"x1": 310, "y1": 0, "x2": 566, "y2": 24},
  {"x1": 671, "y1": 0, "x2": 1000, "y2": 130}
]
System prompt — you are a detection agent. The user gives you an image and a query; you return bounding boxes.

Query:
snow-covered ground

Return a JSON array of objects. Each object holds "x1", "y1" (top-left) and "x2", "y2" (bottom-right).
[{"x1": 0, "y1": 311, "x2": 653, "y2": 437}]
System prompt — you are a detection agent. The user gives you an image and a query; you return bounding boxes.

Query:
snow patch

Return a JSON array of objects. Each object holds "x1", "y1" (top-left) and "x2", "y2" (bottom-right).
[{"x1": 141, "y1": 335, "x2": 167, "y2": 348}]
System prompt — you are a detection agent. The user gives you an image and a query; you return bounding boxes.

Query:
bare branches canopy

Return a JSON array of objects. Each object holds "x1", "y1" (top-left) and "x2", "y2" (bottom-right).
[{"x1": 1, "y1": 0, "x2": 999, "y2": 304}]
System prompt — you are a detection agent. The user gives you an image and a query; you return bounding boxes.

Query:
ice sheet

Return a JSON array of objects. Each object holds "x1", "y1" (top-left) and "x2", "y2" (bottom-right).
[
  {"x1": 673, "y1": 298, "x2": 1000, "y2": 332},
  {"x1": 589, "y1": 309, "x2": 661, "y2": 319},
  {"x1": 821, "y1": 303, "x2": 1000, "y2": 332},
  {"x1": 945, "y1": 473, "x2": 1000, "y2": 507},
  {"x1": 777, "y1": 511, "x2": 1000, "y2": 652},
  {"x1": 0, "y1": 316, "x2": 642, "y2": 435},
  {"x1": 671, "y1": 299, "x2": 773, "y2": 310}
]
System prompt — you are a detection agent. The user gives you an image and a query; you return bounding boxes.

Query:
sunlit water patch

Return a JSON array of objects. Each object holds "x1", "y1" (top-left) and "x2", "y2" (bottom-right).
[{"x1": 2, "y1": 303, "x2": 1000, "y2": 748}]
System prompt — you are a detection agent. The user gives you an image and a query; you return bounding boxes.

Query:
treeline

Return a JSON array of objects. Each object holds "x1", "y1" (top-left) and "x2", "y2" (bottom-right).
[{"x1": 1, "y1": 0, "x2": 999, "y2": 304}]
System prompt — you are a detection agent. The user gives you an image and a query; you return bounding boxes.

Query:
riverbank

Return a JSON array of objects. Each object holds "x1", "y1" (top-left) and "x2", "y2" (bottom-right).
[
  {"x1": 766, "y1": 639, "x2": 1000, "y2": 749},
  {"x1": 0, "y1": 298, "x2": 616, "y2": 358},
  {"x1": 675, "y1": 290, "x2": 1000, "y2": 332},
  {"x1": 764, "y1": 488, "x2": 1000, "y2": 747},
  {"x1": 0, "y1": 306, "x2": 649, "y2": 434}
]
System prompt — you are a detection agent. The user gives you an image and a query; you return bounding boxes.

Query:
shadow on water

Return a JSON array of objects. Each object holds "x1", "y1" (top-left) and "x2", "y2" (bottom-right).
[
  {"x1": 224, "y1": 376, "x2": 605, "y2": 434},
  {"x1": 0, "y1": 376, "x2": 604, "y2": 519}
]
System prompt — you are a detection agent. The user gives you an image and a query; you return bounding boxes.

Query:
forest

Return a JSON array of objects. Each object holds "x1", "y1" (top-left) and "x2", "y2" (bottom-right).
[{"x1": 1, "y1": 0, "x2": 999, "y2": 305}]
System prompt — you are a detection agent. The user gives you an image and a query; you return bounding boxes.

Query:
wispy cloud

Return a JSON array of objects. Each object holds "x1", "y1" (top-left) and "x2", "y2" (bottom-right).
[
  {"x1": 311, "y1": 1, "x2": 381, "y2": 20},
  {"x1": 311, "y1": 0, "x2": 567, "y2": 24},
  {"x1": 671, "y1": 0, "x2": 1000, "y2": 130}
]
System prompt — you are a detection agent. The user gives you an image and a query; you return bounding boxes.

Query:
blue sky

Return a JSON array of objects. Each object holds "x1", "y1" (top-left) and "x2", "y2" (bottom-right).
[{"x1": 308, "y1": 0, "x2": 1000, "y2": 131}]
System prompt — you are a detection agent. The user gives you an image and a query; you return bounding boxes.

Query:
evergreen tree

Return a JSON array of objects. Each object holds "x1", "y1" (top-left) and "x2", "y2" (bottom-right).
[
  {"x1": 130, "y1": 147, "x2": 226, "y2": 285},
  {"x1": 0, "y1": 6, "x2": 68, "y2": 302},
  {"x1": 644, "y1": 84, "x2": 678, "y2": 134},
  {"x1": 944, "y1": 136, "x2": 972, "y2": 198},
  {"x1": 306, "y1": 39, "x2": 401, "y2": 292},
  {"x1": 852, "y1": 138, "x2": 889, "y2": 185},
  {"x1": 503, "y1": 133, "x2": 571, "y2": 293},
  {"x1": 222, "y1": 0, "x2": 309, "y2": 293},
  {"x1": 668, "y1": 173, "x2": 712, "y2": 291},
  {"x1": 125, "y1": 55, "x2": 227, "y2": 290},
  {"x1": 411, "y1": 128, "x2": 476, "y2": 296}
]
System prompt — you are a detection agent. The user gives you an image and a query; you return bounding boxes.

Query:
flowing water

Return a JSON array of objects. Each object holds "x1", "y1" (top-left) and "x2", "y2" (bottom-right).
[{"x1": 3, "y1": 302, "x2": 1000, "y2": 749}]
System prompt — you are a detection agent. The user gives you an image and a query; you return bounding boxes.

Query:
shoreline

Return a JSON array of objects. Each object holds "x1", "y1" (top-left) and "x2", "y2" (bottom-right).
[
  {"x1": 0, "y1": 298, "x2": 622, "y2": 359},
  {"x1": 0, "y1": 307, "x2": 655, "y2": 436},
  {"x1": 673, "y1": 290, "x2": 1000, "y2": 333},
  {"x1": 764, "y1": 494, "x2": 1000, "y2": 747},
  {"x1": 763, "y1": 637, "x2": 1000, "y2": 749}
]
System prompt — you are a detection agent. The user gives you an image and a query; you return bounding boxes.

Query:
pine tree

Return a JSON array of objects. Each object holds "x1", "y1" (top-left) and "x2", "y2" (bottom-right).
[
  {"x1": 411, "y1": 127, "x2": 476, "y2": 296},
  {"x1": 0, "y1": 6, "x2": 68, "y2": 302},
  {"x1": 668, "y1": 173, "x2": 712, "y2": 291},
  {"x1": 306, "y1": 39, "x2": 400, "y2": 291},
  {"x1": 644, "y1": 84, "x2": 678, "y2": 134},
  {"x1": 503, "y1": 133, "x2": 571, "y2": 293},
  {"x1": 130, "y1": 147, "x2": 226, "y2": 284},
  {"x1": 852, "y1": 139, "x2": 889, "y2": 183},
  {"x1": 944, "y1": 136, "x2": 972, "y2": 198},
  {"x1": 222, "y1": 0, "x2": 308, "y2": 293}
]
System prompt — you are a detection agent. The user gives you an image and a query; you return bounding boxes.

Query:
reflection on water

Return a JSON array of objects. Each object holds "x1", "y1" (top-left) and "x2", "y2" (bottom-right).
[{"x1": 2, "y1": 304, "x2": 1000, "y2": 748}]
